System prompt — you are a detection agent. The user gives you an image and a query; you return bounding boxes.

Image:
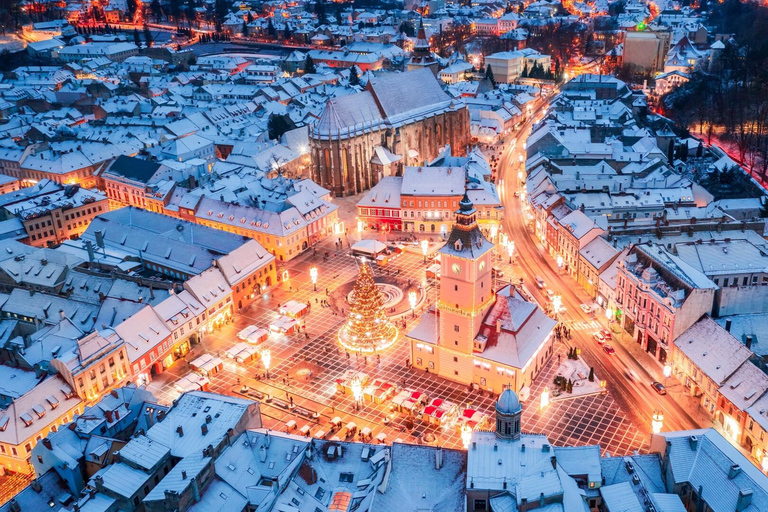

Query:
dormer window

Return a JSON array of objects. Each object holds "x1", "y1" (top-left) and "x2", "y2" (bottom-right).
[{"x1": 454, "y1": 239, "x2": 463, "y2": 251}]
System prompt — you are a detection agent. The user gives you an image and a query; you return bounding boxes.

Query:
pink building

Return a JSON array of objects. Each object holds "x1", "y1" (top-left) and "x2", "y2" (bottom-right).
[{"x1": 615, "y1": 244, "x2": 715, "y2": 364}]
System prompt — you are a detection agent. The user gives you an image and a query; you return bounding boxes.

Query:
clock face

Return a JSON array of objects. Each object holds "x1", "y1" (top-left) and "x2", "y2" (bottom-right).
[
  {"x1": 479, "y1": 261, "x2": 486, "y2": 272},
  {"x1": 452, "y1": 263, "x2": 462, "y2": 275}
]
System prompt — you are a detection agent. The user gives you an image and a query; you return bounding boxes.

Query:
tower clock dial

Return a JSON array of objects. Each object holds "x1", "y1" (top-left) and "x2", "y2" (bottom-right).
[{"x1": 452, "y1": 263, "x2": 462, "y2": 275}]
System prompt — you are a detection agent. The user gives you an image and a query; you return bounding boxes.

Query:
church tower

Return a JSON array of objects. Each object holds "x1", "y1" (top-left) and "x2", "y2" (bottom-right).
[
  {"x1": 407, "y1": 19, "x2": 438, "y2": 75},
  {"x1": 436, "y1": 193, "x2": 495, "y2": 380},
  {"x1": 495, "y1": 387, "x2": 523, "y2": 440}
]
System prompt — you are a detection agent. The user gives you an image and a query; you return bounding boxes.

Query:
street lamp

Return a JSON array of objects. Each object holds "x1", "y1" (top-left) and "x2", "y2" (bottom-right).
[
  {"x1": 351, "y1": 377, "x2": 363, "y2": 411},
  {"x1": 507, "y1": 240, "x2": 515, "y2": 264},
  {"x1": 261, "y1": 349, "x2": 271, "y2": 379},
  {"x1": 408, "y1": 290, "x2": 418, "y2": 318},
  {"x1": 652, "y1": 411, "x2": 664, "y2": 434},
  {"x1": 605, "y1": 308, "x2": 614, "y2": 321},
  {"x1": 540, "y1": 387, "x2": 550, "y2": 409},
  {"x1": 556, "y1": 255, "x2": 564, "y2": 271},
  {"x1": 421, "y1": 239, "x2": 429, "y2": 263},
  {"x1": 663, "y1": 363, "x2": 672, "y2": 379},
  {"x1": 310, "y1": 266, "x2": 318, "y2": 292},
  {"x1": 552, "y1": 295, "x2": 562, "y2": 315},
  {"x1": 460, "y1": 424, "x2": 473, "y2": 449}
]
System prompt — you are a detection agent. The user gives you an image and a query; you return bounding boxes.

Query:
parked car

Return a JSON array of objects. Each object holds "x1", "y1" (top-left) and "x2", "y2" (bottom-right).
[
  {"x1": 651, "y1": 381, "x2": 667, "y2": 395},
  {"x1": 599, "y1": 329, "x2": 612, "y2": 340},
  {"x1": 545, "y1": 289, "x2": 555, "y2": 300},
  {"x1": 592, "y1": 332, "x2": 606, "y2": 344},
  {"x1": 602, "y1": 345, "x2": 615, "y2": 355}
]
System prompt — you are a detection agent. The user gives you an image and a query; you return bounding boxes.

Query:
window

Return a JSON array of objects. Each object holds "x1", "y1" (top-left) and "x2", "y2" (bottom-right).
[
  {"x1": 339, "y1": 472, "x2": 354, "y2": 483},
  {"x1": 416, "y1": 357, "x2": 422, "y2": 366},
  {"x1": 428, "y1": 361, "x2": 434, "y2": 369},
  {"x1": 454, "y1": 325, "x2": 460, "y2": 332},
  {"x1": 37, "y1": 455, "x2": 43, "y2": 464},
  {"x1": 453, "y1": 356, "x2": 458, "y2": 362}
]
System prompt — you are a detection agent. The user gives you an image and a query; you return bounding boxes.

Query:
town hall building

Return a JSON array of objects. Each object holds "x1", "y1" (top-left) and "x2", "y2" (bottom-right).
[
  {"x1": 309, "y1": 68, "x2": 471, "y2": 197},
  {"x1": 407, "y1": 194, "x2": 556, "y2": 398}
]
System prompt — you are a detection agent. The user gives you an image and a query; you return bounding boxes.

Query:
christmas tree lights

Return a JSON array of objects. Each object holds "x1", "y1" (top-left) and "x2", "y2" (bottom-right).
[{"x1": 338, "y1": 261, "x2": 398, "y2": 353}]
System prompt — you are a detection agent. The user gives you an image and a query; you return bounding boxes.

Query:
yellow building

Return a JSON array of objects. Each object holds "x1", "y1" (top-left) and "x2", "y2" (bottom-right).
[
  {"x1": 0, "y1": 375, "x2": 82, "y2": 474},
  {"x1": 407, "y1": 194, "x2": 556, "y2": 396}
]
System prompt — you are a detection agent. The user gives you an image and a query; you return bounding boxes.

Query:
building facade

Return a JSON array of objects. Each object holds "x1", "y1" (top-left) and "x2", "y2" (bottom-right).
[{"x1": 309, "y1": 68, "x2": 470, "y2": 197}]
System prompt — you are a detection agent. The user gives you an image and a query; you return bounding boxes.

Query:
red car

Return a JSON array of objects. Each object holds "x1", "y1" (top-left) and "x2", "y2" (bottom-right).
[
  {"x1": 599, "y1": 329, "x2": 612, "y2": 340},
  {"x1": 603, "y1": 345, "x2": 615, "y2": 355}
]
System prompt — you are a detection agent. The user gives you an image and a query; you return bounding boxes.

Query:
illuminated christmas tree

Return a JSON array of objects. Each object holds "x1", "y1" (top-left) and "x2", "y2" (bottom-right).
[{"x1": 338, "y1": 261, "x2": 398, "y2": 353}]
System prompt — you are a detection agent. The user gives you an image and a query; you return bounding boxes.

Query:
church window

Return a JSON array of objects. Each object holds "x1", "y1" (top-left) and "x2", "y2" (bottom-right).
[{"x1": 454, "y1": 325, "x2": 460, "y2": 332}]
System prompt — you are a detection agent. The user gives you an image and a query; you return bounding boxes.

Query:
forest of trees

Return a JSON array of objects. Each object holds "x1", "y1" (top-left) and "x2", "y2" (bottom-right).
[{"x1": 663, "y1": 0, "x2": 768, "y2": 179}]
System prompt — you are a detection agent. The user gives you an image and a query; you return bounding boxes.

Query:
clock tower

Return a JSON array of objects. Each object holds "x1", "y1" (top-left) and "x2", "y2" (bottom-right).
[{"x1": 436, "y1": 193, "x2": 495, "y2": 378}]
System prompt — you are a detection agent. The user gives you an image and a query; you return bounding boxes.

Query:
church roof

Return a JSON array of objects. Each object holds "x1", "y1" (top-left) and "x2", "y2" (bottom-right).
[
  {"x1": 367, "y1": 68, "x2": 452, "y2": 125},
  {"x1": 313, "y1": 91, "x2": 383, "y2": 138}
]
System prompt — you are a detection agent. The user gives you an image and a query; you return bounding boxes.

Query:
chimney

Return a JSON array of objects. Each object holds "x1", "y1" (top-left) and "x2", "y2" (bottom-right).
[
  {"x1": 746, "y1": 335, "x2": 753, "y2": 350},
  {"x1": 434, "y1": 446, "x2": 443, "y2": 470},
  {"x1": 177, "y1": 425, "x2": 184, "y2": 437},
  {"x1": 31, "y1": 480, "x2": 42, "y2": 492},
  {"x1": 59, "y1": 309, "x2": 65, "y2": 320},
  {"x1": 95, "y1": 230, "x2": 104, "y2": 248},
  {"x1": 191, "y1": 476, "x2": 201, "y2": 502},
  {"x1": 725, "y1": 319, "x2": 732, "y2": 332},
  {"x1": 85, "y1": 240, "x2": 95, "y2": 262},
  {"x1": 111, "y1": 390, "x2": 119, "y2": 399},
  {"x1": 42, "y1": 438, "x2": 52, "y2": 450},
  {"x1": 688, "y1": 436, "x2": 698, "y2": 450},
  {"x1": 8, "y1": 500, "x2": 19, "y2": 512},
  {"x1": 114, "y1": 410, "x2": 120, "y2": 420},
  {"x1": 550, "y1": 456, "x2": 557, "y2": 469},
  {"x1": 729, "y1": 464, "x2": 742, "y2": 479},
  {"x1": 94, "y1": 475, "x2": 105, "y2": 492},
  {"x1": 736, "y1": 489, "x2": 753, "y2": 511},
  {"x1": 201, "y1": 423, "x2": 208, "y2": 436},
  {"x1": 105, "y1": 410, "x2": 113, "y2": 423},
  {"x1": 181, "y1": 470, "x2": 187, "y2": 480}
]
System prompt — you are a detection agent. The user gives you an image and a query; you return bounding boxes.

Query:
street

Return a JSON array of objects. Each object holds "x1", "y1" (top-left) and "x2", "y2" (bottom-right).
[{"x1": 495, "y1": 101, "x2": 704, "y2": 435}]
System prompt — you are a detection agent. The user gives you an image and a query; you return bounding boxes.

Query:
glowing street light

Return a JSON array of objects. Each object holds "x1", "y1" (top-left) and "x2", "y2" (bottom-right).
[
  {"x1": 351, "y1": 376, "x2": 363, "y2": 410},
  {"x1": 652, "y1": 411, "x2": 664, "y2": 434},
  {"x1": 490, "y1": 224, "x2": 498, "y2": 242},
  {"x1": 357, "y1": 219, "x2": 363, "y2": 234},
  {"x1": 552, "y1": 295, "x2": 562, "y2": 315},
  {"x1": 663, "y1": 363, "x2": 672, "y2": 379},
  {"x1": 556, "y1": 255, "x2": 564, "y2": 270},
  {"x1": 310, "y1": 266, "x2": 318, "y2": 291},
  {"x1": 421, "y1": 239, "x2": 429, "y2": 263},
  {"x1": 460, "y1": 424, "x2": 473, "y2": 449},
  {"x1": 408, "y1": 290, "x2": 418, "y2": 318},
  {"x1": 605, "y1": 308, "x2": 614, "y2": 321},
  {"x1": 540, "y1": 387, "x2": 550, "y2": 409},
  {"x1": 507, "y1": 240, "x2": 515, "y2": 264},
  {"x1": 261, "y1": 348, "x2": 271, "y2": 379}
]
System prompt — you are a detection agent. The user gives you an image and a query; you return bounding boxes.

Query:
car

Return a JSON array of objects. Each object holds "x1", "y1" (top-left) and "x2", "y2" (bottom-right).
[
  {"x1": 651, "y1": 381, "x2": 667, "y2": 395},
  {"x1": 535, "y1": 276, "x2": 545, "y2": 289},
  {"x1": 602, "y1": 345, "x2": 615, "y2": 355},
  {"x1": 545, "y1": 289, "x2": 555, "y2": 300},
  {"x1": 592, "y1": 332, "x2": 606, "y2": 344},
  {"x1": 599, "y1": 329, "x2": 612, "y2": 340},
  {"x1": 579, "y1": 303, "x2": 594, "y2": 314}
]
